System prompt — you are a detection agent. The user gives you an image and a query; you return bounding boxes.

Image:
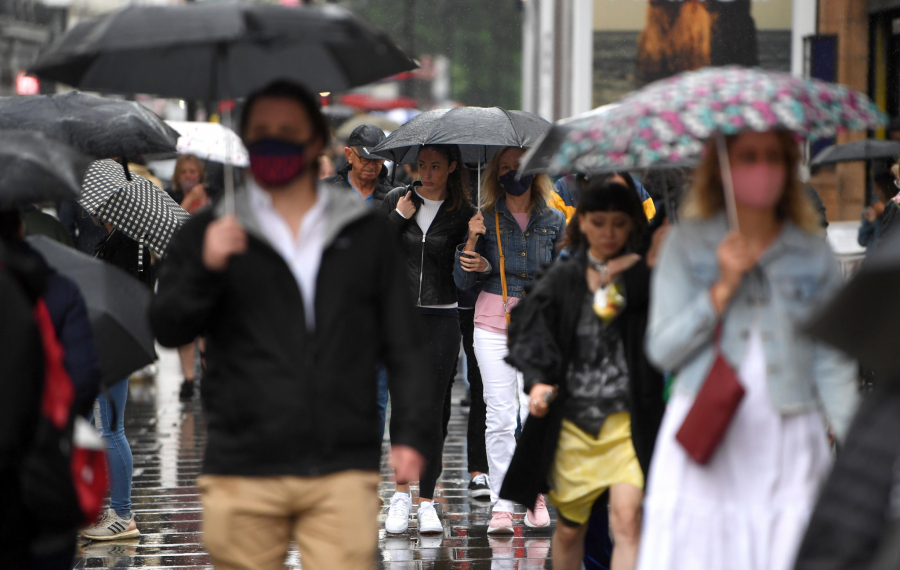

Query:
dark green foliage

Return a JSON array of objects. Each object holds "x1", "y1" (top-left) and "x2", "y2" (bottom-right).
[{"x1": 338, "y1": 0, "x2": 522, "y2": 108}]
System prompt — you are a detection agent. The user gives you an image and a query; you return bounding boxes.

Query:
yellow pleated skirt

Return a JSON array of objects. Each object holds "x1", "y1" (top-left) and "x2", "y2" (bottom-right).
[{"x1": 548, "y1": 412, "x2": 644, "y2": 525}]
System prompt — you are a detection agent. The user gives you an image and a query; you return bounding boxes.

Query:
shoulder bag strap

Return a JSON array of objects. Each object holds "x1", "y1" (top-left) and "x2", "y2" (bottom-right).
[{"x1": 495, "y1": 211, "x2": 510, "y2": 326}]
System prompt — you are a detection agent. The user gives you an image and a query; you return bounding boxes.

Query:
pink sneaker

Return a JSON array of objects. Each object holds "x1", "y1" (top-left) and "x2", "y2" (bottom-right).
[
  {"x1": 525, "y1": 494, "x2": 550, "y2": 528},
  {"x1": 487, "y1": 511, "x2": 515, "y2": 534}
]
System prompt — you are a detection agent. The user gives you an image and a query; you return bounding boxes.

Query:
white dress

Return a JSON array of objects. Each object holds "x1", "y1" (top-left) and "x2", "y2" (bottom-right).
[{"x1": 637, "y1": 326, "x2": 832, "y2": 570}]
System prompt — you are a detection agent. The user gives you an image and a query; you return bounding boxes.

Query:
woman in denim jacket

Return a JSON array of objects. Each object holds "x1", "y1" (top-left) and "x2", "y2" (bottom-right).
[
  {"x1": 454, "y1": 146, "x2": 566, "y2": 533},
  {"x1": 637, "y1": 131, "x2": 859, "y2": 570}
]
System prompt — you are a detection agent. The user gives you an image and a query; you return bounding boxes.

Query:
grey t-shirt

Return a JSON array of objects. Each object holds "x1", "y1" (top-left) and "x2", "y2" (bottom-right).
[{"x1": 563, "y1": 290, "x2": 630, "y2": 437}]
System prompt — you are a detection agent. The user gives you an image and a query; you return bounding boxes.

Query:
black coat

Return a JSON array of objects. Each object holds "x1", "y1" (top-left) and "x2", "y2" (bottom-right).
[
  {"x1": 94, "y1": 229, "x2": 155, "y2": 288},
  {"x1": 324, "y1": 163, "x2": 395, "y2": 209},
  {"x1": 0, "y1": 248, "x2": 44, "y2": 567},
  {"x1": 149, "y1": 186, "x2": 434, "y2": 477},
  {"x1": 381, "y1": 184, "x2": 476, "y2": 307},
  {"x1": 793, "y1": 378, "x2": 900, "y2": 570},
  {"x1": 13, "y1": 241, "x2": 101, "y2": 417},
  {"x1": 500, "y1": 249, "x2": 665, "y2": 508}
]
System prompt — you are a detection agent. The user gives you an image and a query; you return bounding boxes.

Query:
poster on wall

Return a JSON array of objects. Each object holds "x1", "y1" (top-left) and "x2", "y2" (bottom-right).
[{"x1": 593, "y1": 0, "x2": 793, "y2": 106}]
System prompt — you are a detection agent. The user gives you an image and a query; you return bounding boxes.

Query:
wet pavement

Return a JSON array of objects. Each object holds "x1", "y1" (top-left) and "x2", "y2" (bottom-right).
[{"x1": 74, "y1": 347, "x2": 555, "y2": 569}]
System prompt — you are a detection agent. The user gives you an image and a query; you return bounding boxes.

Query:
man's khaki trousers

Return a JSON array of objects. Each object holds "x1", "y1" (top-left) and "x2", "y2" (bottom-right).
[{"x1": 197, "y1": 470, "x2": 382, "y2": 570}]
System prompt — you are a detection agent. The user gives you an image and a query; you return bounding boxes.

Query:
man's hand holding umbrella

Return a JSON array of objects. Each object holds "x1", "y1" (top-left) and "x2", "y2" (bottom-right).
[{"x1": 202, "y1": 215, "x2": 247, "y2": 272}]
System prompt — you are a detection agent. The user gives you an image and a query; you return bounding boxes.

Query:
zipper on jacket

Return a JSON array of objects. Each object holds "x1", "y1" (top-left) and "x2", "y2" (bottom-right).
[{"x1": 417, "y1": 233, "x2": 426, "y2": 305}]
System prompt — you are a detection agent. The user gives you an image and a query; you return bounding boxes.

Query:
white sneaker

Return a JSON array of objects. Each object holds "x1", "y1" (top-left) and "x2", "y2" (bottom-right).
[
  {"x1": 417, "y1": 501, "x2": 443, "y2": 534},
  {"x1": 385, "y1": 492, "x2": 412, "y2": 534}
]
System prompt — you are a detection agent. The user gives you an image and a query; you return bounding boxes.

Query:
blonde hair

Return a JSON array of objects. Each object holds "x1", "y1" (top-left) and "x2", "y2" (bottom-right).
[
  {"x1": 173, "y1": 154, "x2": 205, "y2": 185},
  {"x1": 480, "y1": 147, "x2": 553, "y2": 214},
  {"x1": 681, "y1": 131, "x2": 821, "y2": 233}
]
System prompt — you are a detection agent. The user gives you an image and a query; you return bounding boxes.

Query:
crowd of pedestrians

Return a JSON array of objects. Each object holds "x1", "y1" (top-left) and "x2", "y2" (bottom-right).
[{"x1": 3, "y1": 73, "x2": 896, "y2": 570}]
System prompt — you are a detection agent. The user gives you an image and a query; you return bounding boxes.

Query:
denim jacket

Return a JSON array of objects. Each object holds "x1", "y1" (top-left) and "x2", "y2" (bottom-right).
[
  {"x1": 646, "y1": 213, "x2": 859, "y2": 440},
  {"x1": 453, "y1": 195, "x2": 566, "y2": 298}
]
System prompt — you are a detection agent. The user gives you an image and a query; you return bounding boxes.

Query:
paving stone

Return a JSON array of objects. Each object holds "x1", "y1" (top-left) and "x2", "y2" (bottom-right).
[{"x1": 74, "y1": 348, "x2": 554, "y2": 569}]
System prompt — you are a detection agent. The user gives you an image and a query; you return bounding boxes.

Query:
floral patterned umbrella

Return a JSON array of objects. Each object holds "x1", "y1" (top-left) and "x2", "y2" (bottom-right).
[{"x1": 541, "y1": 66, "x2": 888, "y2": 176}]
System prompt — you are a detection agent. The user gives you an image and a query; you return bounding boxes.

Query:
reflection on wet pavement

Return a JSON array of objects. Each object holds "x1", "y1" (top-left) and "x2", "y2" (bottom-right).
[{"x1": 73, "y1": 347, "x2": 555, "y2": 569}]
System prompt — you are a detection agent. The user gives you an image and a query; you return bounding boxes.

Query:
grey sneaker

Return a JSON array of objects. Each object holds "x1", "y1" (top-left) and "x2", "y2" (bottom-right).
[{"x1": 81, "y1": 508, "x2": 140, "y2": 541}]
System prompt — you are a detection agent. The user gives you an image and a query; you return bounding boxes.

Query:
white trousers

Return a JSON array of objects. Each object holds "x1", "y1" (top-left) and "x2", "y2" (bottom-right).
[{"x1": 473, "y1": 327, "x2": 529, "y2": 512}]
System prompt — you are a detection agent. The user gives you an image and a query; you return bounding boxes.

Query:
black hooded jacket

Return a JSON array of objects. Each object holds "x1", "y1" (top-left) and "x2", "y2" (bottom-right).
[
  {"x1": 149, "y1": 184, "x2": 434, "y2": 477},
  {"x1": 324, "y1": 163, "x2": 395, "y2": 209}
]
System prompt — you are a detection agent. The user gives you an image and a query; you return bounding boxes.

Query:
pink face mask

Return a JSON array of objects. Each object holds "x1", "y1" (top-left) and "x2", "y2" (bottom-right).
[{"x1": 730, "y1": 163, "x2": 786, "y2": 209}]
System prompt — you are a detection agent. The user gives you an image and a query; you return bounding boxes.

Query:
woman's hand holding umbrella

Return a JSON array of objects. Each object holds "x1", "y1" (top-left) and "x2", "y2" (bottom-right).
[
  {"x1": 203, "y1": 215, "x2": 247, "y2": 272},
  {"x1": 711, "y1": 232, "x2": 755, "y2": 315},
  {"x1": 460, "y1": 212, "x2": 488, "y2": 273},
  {"x1": 396, "y1": 191, "x2": 416, "y2": 219}
]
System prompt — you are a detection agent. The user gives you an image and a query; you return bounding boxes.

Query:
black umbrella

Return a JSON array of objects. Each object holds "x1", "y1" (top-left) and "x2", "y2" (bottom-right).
[
  {"x1": 804, "y1": 227, "x2": 900, "y2": 375},
  {"x1": 0, "y1": 92, "x2": 178, "y2": 160},
  {"x1": 371, "y1": 106, "x2": 550, "y2": 207},
  {"x1": 810, "y1": 139, "x2": 900, "y2": 166},
  {"x1": 0, "y1": 130, "x2": 92, "y2": 210},
  {"x1": 29, "y1": 2, "x2": 416, "y2": 100},
  {"x1": 27, "y1": 235, "x2": 155, "y2": 387},
  {"x1": 79, "y1": 160, "x2": 190, "y2": 257},
  {"x1": 372, "y1": 107, "x2": 551, "y2": 166}
]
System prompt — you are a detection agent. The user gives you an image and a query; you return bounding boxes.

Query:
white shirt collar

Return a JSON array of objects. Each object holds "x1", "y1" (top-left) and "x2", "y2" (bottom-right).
[{"x1": 247, "y1": 176, "x2": 329, "y2": 237}]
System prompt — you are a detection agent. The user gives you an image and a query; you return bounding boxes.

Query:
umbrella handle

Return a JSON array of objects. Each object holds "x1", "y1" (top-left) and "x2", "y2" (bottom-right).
[
  {"x1": 118, "y1": 157, "x2": 133, "y2": 182},
  {"x1": 223, "y1": 106, "x2": 235, "y2": 215},
  {"x1": 715, "y1": 133, "x2": 739, "y2": 232}
]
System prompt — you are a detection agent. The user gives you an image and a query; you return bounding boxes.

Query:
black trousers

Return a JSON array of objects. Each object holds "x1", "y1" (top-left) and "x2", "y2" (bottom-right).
[
  {"x1": 399, "y1": 310, "x2": 460, "y2": 500},
  {"x1": 459, "y1": 308, "x2": 488, "y2": 474}
]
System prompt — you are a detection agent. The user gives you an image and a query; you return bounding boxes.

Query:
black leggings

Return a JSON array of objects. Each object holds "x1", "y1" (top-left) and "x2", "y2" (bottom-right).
[
  {"x1": 458, "y1": 308, "x2": 488, "y2": 473},
  {"x1": 396, "y1": 309, "x2": 460, "y2": 500}
]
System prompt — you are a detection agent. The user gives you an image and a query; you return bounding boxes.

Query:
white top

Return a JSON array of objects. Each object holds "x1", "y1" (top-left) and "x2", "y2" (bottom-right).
[
  {"x1": 637, "y1": 325, "x2": 831, "y2": 570},
  {"x1": 248, "y1": 178, "x2": 328, "y2": 331},
  {"x1": 414, "y1": 190, "x2": 444, "y2": 234}
]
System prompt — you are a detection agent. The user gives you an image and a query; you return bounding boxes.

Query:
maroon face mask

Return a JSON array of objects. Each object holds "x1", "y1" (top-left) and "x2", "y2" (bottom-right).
[{"x1": 247, "y1": 138, "x2": 307, "y2": 188}]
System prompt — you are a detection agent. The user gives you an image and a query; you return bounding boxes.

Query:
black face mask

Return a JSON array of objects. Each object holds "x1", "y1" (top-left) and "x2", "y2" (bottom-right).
[{"x1": 499, "y1": 170, "x2": 534, "y2": 197}]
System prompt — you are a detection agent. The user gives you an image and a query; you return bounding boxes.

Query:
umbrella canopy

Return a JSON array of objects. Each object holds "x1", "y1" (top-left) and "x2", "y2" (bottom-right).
[
  {"x1": 80, "y1": 159, "x2": 190, "y2": 256},
  {"x1": 810, "y1": 139, "x2": 900, "y2": 166},
  {"x1": 167, "y1": 120, "x2": 249, "y2": 167},
  {"x1": 0, "y1": 92, "x2": 178, "y2": 160},
  {"x1": 335, "y1": 114, "x2": 401, "y2": 141},
  {"x1": 27, "y1": 235, "x2": 155, "y2": 387},
  {"x1": 804, "y1": 226, "x2": 900, "y2": 376},
  {"x1": 543, "y1": 66, "x2": 886, "y2": 175},
  {"x1": 29, "y1": 2, "x2": 416, "y2": 100},
  {"x1": 371, "y1": 106, "x2": 552, "y2": 165},
  {"x1": 0, "y1": 130, "x2": 92, "y2": 210}
]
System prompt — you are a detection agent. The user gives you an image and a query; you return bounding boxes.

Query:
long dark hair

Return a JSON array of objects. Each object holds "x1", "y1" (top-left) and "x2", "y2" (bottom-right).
[
  {"x1": 419, "y1": 144, "x2": 470, "y2": 211},
  {"x1": 562, "y1": 181, "x2": 647, "y2": 253}
]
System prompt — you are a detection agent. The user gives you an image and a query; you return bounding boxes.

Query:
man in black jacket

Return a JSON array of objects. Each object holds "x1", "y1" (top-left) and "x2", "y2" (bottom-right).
[
  {"x1": 324, "y1": 124, "x2": 395, "y2": 208},
  {"x1": 149, "y1": 82, "x2": 431, "y2": 570}
]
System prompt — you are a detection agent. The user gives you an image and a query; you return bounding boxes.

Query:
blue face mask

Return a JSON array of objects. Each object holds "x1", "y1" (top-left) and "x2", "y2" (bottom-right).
[{"x1": 499, "y1": 170, "x2": 534, "y2": 197}]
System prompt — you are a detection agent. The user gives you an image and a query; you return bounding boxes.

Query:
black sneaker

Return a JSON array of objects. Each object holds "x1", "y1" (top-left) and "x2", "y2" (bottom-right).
[
  {"x1": 468, "y1": 473, "x2": 491, "y2": 500},
  {"x1": 179, "y1": 379, "x2": 195, "y2": 401}
]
